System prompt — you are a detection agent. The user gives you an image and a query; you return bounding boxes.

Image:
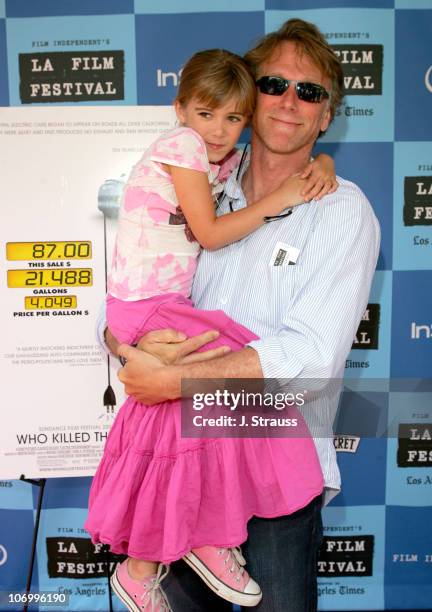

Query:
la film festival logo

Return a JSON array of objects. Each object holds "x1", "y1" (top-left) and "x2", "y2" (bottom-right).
[
  {"x1": 332, "y1": 45, "x2": 383, "y2": 95},
  {"x1": 397, "y1": 424, "x2": 432, "y2": 468},
  {"x1": 46, "y1": 537, "x2": 120, "y2": 579},
  {"x1": 351, "y1": 303, "x2": 380, "y2": 350},
  {"x1": 19, "y1": 51, "x2": 125, "y2": 103},
  {"x1": 318, "y1": 535, "x2": 374, "y2": 577},
  {"x1": 404, "y1": 177, "x2": 432, "y2": 226}
]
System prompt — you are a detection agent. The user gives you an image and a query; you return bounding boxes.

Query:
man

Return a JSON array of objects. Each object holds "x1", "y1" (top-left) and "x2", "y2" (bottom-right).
[{"x1": 109, "y1": 18, "x2": 380, "y2": 612}]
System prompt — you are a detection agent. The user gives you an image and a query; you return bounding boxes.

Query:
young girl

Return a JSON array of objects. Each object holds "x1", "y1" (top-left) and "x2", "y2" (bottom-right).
[{"x1": 85, "y1": 49, "x2": 336, "y2": 611}]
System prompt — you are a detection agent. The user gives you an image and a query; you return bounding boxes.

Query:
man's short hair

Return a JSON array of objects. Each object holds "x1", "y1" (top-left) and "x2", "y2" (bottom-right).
[{"x1": 244, "y1": 18, "x2": 344, "y2": 121}]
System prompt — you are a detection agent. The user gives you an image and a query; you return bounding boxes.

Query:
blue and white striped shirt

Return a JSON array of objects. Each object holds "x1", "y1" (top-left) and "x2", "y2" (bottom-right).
[
  {"x1": 97, "y1": 160, "x2": 380, "y2": 500},
  {"x1": 191, "y1": 162, "x2": 380, "y2": 500}
]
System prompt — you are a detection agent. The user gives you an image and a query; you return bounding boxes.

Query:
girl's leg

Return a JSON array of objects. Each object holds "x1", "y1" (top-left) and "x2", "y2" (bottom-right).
[
  {"x1": 111, "y1": 558, "x2": 171, "y2": 611},
  {"x1": 128, "y1": 558, "x2": 158, "y2": 580}
]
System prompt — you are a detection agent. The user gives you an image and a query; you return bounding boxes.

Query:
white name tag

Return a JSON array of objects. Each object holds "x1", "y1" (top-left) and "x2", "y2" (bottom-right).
[{"x1": 269, "y1": 241, "x2": 300, "y2": 267}]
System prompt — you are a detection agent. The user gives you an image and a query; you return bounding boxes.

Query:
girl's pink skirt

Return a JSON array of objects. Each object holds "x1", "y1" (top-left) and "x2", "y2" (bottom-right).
[{"x1": 85, "y1": 293, "x2": 323, "y2": 563}]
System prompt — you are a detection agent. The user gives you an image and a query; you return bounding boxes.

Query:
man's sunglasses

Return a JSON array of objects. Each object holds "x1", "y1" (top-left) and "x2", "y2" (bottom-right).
[{"x1": 256, "y1": 76, "x2": 330, "y2": 103}]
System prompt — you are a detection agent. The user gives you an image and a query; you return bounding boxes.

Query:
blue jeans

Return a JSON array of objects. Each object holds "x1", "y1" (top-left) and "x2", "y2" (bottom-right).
[{"x1": 163, "y1": 494, "x2": 323, "y2": 612}]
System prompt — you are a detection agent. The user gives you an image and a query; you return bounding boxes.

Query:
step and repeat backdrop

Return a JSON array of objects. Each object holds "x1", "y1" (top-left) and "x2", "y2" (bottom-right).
[{"x1": 0, "y1": 0, "x2": 431, "y2": 610}]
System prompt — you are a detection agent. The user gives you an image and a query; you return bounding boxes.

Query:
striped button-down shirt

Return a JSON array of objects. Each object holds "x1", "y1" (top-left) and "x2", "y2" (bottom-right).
[{"x1": 191, "y1": 160, "x2": 381, "y2": 500}]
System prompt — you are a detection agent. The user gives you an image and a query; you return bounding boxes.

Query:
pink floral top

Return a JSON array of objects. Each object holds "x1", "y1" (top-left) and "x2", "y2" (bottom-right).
[{"x1": 108, "y1": 127, "x2": 241, "y2": 301}]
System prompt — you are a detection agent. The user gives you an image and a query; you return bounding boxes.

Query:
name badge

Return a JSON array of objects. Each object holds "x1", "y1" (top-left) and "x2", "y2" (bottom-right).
[{"x1": 269, "y1": 241, "x2": 300, "y2": 267}]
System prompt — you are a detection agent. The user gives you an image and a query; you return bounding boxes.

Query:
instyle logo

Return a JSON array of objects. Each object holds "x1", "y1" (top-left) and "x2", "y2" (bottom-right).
[
  {"x1": 352, "y1": 304, "x2": 380, "y2": 350},
  {"x1": 425, "y1": 65, "x2": 432, "y2": 93},
  {"x1": 332, "y1": 45, "x2": 383, "y2": 95},
  {"x1": 334, "y1": 435, "x2": 360, "y2": 453},
  {"x1": 46, "y1": 537, "x2": 123, "y2": 578},
  {"x1": 318, "y1": 535, "x2": 374, "y2": 576},
  {"x1": 156, "y1": 68, "x2": 182, "y2": 88},
  {"x1": 19, "y1": 51, "x2": 124, "y2": 103},
  {"x1": 0, "y1": 544, "x2": 7, "y2": 566},
  {"x1": 411, "y1": 322, "x2": 432, "y2": 339},
  {"x1": 404, "y1": 177, "x2": 432, "y2": 226},
  {"x1": 397, "y1": 424, "x2": 432, "y2": 467}
]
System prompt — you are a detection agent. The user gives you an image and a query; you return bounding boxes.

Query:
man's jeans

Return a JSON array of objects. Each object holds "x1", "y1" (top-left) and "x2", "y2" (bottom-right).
[{"x1": 163, "y1": 494, "x2": 323, "y2": 612}]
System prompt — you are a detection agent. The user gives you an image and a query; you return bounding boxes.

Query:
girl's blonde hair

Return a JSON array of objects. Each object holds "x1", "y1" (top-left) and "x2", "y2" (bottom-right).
[{"x1": 175, "y1": 49, "x2": 256, "y2": 117}]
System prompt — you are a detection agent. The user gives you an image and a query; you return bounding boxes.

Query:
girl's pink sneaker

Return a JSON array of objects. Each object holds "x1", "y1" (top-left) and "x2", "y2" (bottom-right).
[
  {"x1": 111, "y1": 560, "x2": 172, "y2": 611},
  {"x1": 183, "y1": 546, "x2": 262, "y2": 607}
]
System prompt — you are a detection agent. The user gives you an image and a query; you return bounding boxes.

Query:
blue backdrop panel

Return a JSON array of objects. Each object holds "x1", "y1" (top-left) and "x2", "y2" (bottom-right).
[
  {"x1": 135, "y1": 12, "x2": 263, "y2": 105},
  {"x1": 35, "y1": 477, "x2": 92, "y2": 510},
  {"x1": 266, "y1": 8, "x2": 395, "y2": 143},
  {"x1": 0, "y1": 479, "x2": 34, "y2": 511},
  {"x1": 395, "y1": 0, "x2": 432, "y2": 7},
  {"x1": 391, "y1": 271, "x2": 432, "y2": 378},
  {"x1": 4, "y1": 0, "x2": 135, "y2": 18},
  {"x1": 0, "y1": 509, "x2": 38, "y2": 596},
  {"x1": 331, "y1": 391, "x2": 388, "y2": 507},
  {"x1": 135, "y1": 0, "x2": 265, "y2": 12},
  {"x1": 266, "y1": 0, "x2": 394, "y2": 8},
  {"x1": 395, "y1": 10, "x2": 432, "y2": 141},
  {"x1": 343, "y1": 270, "x2": 393, "y2": 380},
  {"x1": 36, "y1": 508, "x2": 123, "y2": 612},
  {"x1": 386, "y1": 391, "x2": 432, "y2": 507},
  {"x1": 314, "y1": 142, "x2": 393, "y2": 271},
  {"x1": 393, "y1": 141, "x2": 432, "y2": 271},
  {"x1": 319, "y1": 505, "x2": 386, "y2": 610},
  {"x1": 6, "y1": 14, "x2": 137, "y2": 106},
  {"x1": 384, "y1": 506, "x2": 432, "y2": 609}
]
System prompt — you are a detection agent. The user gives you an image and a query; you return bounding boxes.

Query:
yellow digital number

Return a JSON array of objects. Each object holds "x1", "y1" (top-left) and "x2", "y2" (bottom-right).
[
  {"x1": 7, "y1": 269, "x2": 92, "y2": 288},
  {"x1": 25, "y1": 296, "x2": 78, "y2": 310},
  {"x1": 6, "y1": 241, "x2": 92, "y2": 260}
]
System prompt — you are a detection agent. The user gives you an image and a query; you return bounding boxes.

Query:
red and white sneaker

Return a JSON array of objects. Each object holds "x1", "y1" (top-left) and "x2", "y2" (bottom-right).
[
  {"x1": 111, "y1": 560, "x2": 172, "y2": 612},
  {"x1": 183, "y1": 546, "x2": 262, "y2": 607}
]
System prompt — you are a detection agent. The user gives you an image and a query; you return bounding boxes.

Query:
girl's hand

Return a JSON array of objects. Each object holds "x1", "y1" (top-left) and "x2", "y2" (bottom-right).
[{"x1": 300, "y1": 153, "x2": 338, "y2": 201}]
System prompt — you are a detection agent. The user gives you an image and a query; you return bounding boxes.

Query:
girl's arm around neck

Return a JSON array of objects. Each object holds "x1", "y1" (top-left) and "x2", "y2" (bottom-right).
[{"x1": 169, "y1": 164, "x2": 304, "y2": 251}]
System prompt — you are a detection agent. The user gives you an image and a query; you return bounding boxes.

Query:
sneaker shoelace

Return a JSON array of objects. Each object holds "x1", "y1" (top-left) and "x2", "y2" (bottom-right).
[
  {"x1": 140, "y1": 564, "x2": 172, "y2": 611},
  {"x1": 232, "y1": 546, "x2": 246, "y2": 567},
  {"x1": 218, "y1": 548, "x2": 246, "y2": 584}
]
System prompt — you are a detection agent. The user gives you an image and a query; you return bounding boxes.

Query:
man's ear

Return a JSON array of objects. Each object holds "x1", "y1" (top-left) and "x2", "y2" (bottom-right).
[
  {"x1": 319, "y1": 103, "x2": 332, "y2": 134},
  {"x1": 174, "y1": 100, "x2": 185, "y2": 125}
]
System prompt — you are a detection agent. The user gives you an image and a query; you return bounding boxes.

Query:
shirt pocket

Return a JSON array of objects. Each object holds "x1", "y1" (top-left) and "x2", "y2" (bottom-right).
[
  {"x1": 245, "y1": 264, "x2": 297, "y2": 329},
  {"x1": 267, "y1": 264, "x2": 297, "y2": 303}
]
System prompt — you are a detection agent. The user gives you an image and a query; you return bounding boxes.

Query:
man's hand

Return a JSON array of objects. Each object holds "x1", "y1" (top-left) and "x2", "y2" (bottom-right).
[
  {"x1": 117, "y1": 344, "x2": 170, "y2": 404},
  {"x1": 118, "y1": 329, "x2": 231, "y2": 404},
  {"x1": 136, "y1": 328, "x2": 230, "y2": 365}
]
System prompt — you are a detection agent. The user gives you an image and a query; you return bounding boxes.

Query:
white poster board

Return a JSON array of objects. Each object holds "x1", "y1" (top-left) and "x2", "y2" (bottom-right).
[{"x1": 0, "y1": 105, "x2": 175, "y2": 479}]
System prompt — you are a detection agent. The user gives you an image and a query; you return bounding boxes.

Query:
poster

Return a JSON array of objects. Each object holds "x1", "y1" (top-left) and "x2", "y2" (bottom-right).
[{"x1": 0, "y1": 105, "x2": 175, "y2": 479}]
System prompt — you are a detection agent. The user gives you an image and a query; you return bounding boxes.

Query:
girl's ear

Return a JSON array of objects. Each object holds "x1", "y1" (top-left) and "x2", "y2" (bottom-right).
[{"x1": 174, "y1": 100, "x2": 185, "y2": 125}]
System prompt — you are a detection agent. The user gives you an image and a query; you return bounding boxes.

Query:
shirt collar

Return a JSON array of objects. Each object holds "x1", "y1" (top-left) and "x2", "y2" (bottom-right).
[{"x1": 221, "y1": 147, "x2": 250, "y2": 211}]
